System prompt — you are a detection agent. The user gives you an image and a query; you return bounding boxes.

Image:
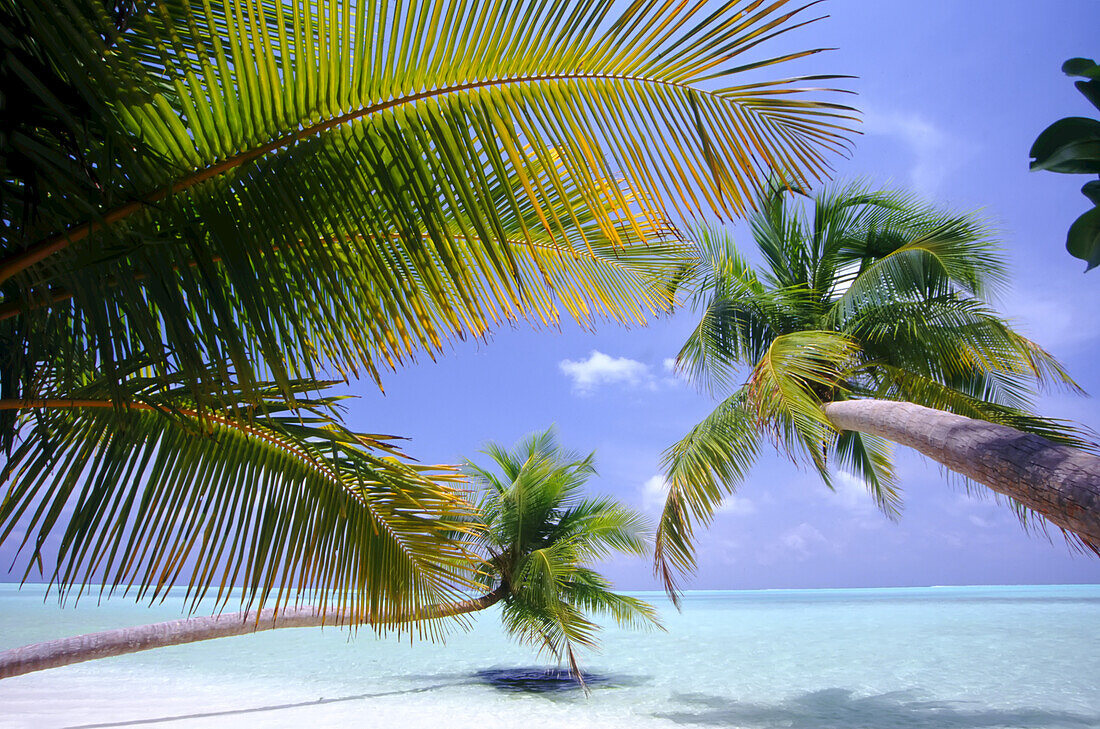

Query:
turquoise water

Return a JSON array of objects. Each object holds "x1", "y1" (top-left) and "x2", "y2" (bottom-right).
[{"x1": 1, "y1": 584, "x2": 1098, "y2": 728}]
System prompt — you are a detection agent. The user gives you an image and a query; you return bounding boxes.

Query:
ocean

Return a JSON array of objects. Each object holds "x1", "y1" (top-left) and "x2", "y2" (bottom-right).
[{"x1": 1, "y1": 584, "x2": 1098, "y2": 728}]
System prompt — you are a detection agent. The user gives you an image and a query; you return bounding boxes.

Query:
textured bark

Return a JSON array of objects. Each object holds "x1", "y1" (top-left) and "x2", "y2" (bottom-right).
[
  {"x1": 0, "y1": 585, "x2": 508, "y2": 680},
  {"x1": 823, "y1": 400, "x2": 1100, "y2": 545}
]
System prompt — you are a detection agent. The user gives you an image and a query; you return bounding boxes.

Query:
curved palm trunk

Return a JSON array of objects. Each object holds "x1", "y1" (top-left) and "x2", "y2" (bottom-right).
[
  {"x1": 0, "y1": 585, "x2": 508, "y2": 680},
  {"x1": 823, "y1": 400, "x2": 1100, "y2": 545}
]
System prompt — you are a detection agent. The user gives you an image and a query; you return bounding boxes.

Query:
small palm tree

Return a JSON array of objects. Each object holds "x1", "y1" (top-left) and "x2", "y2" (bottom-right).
[
  {"x1": 465, "y1": 428, "x2": 660, "y2": 684},
  {"x1": 1, "y1": 428, "x2": 659, "y2": 683},
  {"x1": 656, "y1": 183, "x2": 1100, "y2": 595}
]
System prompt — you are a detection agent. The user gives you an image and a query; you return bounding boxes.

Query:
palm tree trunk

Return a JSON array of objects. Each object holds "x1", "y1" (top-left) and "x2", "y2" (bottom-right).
[
  {"x1": 822, "y1": 400, "x2": 1100, "y2": 545},
  {"x1": 0, "y1": 585, "x2": 508, "y2": 680}
]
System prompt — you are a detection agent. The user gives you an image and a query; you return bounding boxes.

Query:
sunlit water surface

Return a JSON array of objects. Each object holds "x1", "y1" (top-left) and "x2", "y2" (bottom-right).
[{"x1": 1, "y1": 584, "x2": 1098, "y2": 728}]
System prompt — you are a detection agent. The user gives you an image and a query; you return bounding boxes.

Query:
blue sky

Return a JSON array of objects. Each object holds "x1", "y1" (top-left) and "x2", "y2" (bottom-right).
[
  {"x1": 3, "y1": 1, "x2": 1097, "y2": 594},
  {"x1": 348, "y1": 0, "x2": 1100, "y2": 591}
]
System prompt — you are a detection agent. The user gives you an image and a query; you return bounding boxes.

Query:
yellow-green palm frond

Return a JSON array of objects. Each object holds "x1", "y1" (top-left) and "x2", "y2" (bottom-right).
[
  {"x1": 0, "y1": 379, "x2": 475, "y2": 631},
  {"x1": 3, "y1": 0, "x2": 855, "y2": 412}
]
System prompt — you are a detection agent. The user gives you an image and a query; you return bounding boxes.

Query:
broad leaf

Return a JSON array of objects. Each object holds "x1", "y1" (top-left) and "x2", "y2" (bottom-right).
[
  {"x1": 1029, "y1": 117, "x2": 1100, "y2": 173},
  {"x1": 1066, "y1": 205, "x2": 1100, "y2": 271}
]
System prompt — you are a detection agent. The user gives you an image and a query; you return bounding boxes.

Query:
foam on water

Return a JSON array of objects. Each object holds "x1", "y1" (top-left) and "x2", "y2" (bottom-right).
[{"x1": 1, "y1": 584, "x2": 1098, "y2": 728}]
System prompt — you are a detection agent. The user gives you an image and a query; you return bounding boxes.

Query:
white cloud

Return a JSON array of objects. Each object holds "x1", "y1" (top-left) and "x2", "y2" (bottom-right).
[
  {"x1": 641, "y1": 474, "x2": 669, "y2": 512},
  {"x1": 662, "y1": 358, "x2": 678, "y2": 373},
  {"x1": 717, "y1": 495, "x2": 756, "y2": 517},
  {"x1": 863, "y1": 108, "x2": 961, "y2": 197},
  {"x1": 831, "y1": 471, "x2": 876, "y2": 513},
  {"x1": 559, "y1": 350, "x2": 652, "y2": 394}
]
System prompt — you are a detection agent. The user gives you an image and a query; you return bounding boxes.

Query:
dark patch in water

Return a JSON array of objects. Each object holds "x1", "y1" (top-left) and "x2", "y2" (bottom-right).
[
  {"x1": 472, "y1": 667, "x2": 615, "y2": 693},
  {"x1": 656, "y1": 689, "x2": 1100, "y2": 728}
]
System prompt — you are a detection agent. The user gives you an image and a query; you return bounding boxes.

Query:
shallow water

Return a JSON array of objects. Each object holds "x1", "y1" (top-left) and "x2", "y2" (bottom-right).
[{"x1": 1, "y1": 584, "x2": 1098, "y2": 728}]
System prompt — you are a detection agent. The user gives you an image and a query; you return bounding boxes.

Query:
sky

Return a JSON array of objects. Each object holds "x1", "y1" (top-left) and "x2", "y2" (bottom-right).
[
  {"x1": 4, "y1": 1, "x2": 1098, "y2": 594},
  {"x1": 344, "y1": 0, "x2": 1100, "y2": 591}
]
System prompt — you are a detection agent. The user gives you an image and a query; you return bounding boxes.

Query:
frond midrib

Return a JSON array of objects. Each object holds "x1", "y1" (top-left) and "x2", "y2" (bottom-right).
[{"x1": 0, "y1": 70, "x2": 848, "y2": 283}]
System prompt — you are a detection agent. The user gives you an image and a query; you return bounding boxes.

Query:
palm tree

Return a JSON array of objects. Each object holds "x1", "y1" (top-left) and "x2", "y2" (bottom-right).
[
  {"x1": 464, "y1": 428, "x2": 660, "y2": 685},
  {"x1": 1, "y1": 428, "x2": 659, "y2": 686},
  {"x1": 0, "y1": 0, "x2": 855, "y2": 622},
  {"x1": 655, "y1": 183, "x2": 1100, "y2": 595}
]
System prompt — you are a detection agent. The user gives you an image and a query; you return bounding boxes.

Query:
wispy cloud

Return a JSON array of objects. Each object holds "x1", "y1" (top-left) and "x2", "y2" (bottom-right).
[
  {"x1": 778, "y1": 522, "x2": 829, "y2": 561},
  {"x1": 641, "y1": 474, "x2": 669, "y2": 511},
  {"x1": 1002, "y1": 287, "x2": 1100, "y2": 354},
  {"x1": 862, "y1": 107, "x2": 963, "y2": 198},
  {"x1": 831, "y1": 471, "x2": 878, "y2": 514}
]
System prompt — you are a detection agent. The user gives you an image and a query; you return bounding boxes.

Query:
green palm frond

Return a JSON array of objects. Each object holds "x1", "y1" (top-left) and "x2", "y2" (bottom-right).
[
  {"x1": 563, "y1": 567, "x2": 662, "y2": 632},
  {"x1": 0, "y1": 381, "x2": 474, "y2": 629},
  {"x1": 3, "y1": 0, "x2": 855, "y2": 412},
  {"x1": 549, "y1": 497, "x2": 649, "y2": 561},
  {"x1": 675, "y1": 227, "x2": 815, "y2": 394},
  {"x1": 831, "y1": 214, "x2": 1004, "y2": 321},
  {"x1": 845, "y1": 294, "x2": 1083, "y2": 407},
  {"x1": 833, "y1": 429, "x2": 900, "y2": 516},
  {"x1": 748, "y1": 329, "x2": 856, "y2": 450},
  {"x1": 655, "y1": 388, "x2": 759, "y2": 602}
]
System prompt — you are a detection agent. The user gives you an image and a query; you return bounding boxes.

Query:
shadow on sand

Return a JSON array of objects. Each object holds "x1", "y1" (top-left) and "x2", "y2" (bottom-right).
[
  {"x1": 62, "y1": 666, "x2": 637, "y2": 727},
  {"x1": 655, "y1": 688, "x2": 1100, "y2": 729}
]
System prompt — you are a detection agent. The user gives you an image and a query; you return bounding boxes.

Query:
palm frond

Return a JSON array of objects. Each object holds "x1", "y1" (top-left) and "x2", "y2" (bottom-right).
[
  {"x1": 675, "y1": 226, "x2": 815, "y2": 394},
  {"x1": 831, "y1": 213, "x2": 1004, "y2": 321},
  {"x1": 4, "y1": 0, "x2": 855, "y2": 412},
  {"x1": 655, "y1": 388, "x2": 760, "y2": 601},
  {"x1": 0, "y1": 383, "x2": 474, "y2": 629},
  {"x1": 748, "y1": 329, "x2": 856, "y2": 451},
  {"x1": 466, "y1": 427, "x2": 659, "y2": 684},
  {"x1": 661, "y1": 181, "x2": 1096, "y2": 595},
  {"x1": 563, "y1": 567, "x2": 663, "y2": 632},
  {"x1": 833, "y1": 429, "x2": 900, "y2": 517}
]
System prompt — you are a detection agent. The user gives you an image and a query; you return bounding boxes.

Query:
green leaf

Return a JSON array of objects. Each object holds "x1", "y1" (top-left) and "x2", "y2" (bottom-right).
[
  {"x1": 1029, "y1": 117, "x2": 1100, "y2": 173},
  {"x1": 1076, "y1": 80, "x2": 1100, "y2": 113},
  {"x1": 1083, "y1": 179, "x2": 1100, "y2": 206},
  {"x1": 1066, "y1": 205, "x2": 1100, "y2": 271},
  {"x1": 1063, "y1": 58, "x2": 1100, "y2": 79}
]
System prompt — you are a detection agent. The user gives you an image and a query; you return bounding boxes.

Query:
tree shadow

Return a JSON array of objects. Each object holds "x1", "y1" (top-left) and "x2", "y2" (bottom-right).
[
  {"x1": 62, "y1": 682, "x2": 459, "y2": 728},
  {"x1": 656, "y1": 688, "x2": 1100, "y2": 729},
  {"x1": 470, "y1": 666, "x2": 633, "y2": 694},
  {"x1": 61, "y1": 666, "x2": 647, "y2": 727}
]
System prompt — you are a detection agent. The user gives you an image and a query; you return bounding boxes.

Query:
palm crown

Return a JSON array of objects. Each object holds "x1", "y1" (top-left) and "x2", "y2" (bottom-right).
[
  {"x1": 656, "y1": 182, "x2": 1090, "y2": 594},
  {"x1": 464, "y1": 428, "x2": 660, "y2": 684}
]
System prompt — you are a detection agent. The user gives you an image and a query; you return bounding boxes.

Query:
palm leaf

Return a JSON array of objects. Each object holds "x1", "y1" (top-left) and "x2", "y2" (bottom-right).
[
  {"x1": 655, "y1": 387, "x2": 760, "y2": 601},
  {"x1": 3, "y1": 0, "x2": 855, "y2": 411},
  {"x1": 0, "y1": 382, "x2": 475, "y2": 629}
]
